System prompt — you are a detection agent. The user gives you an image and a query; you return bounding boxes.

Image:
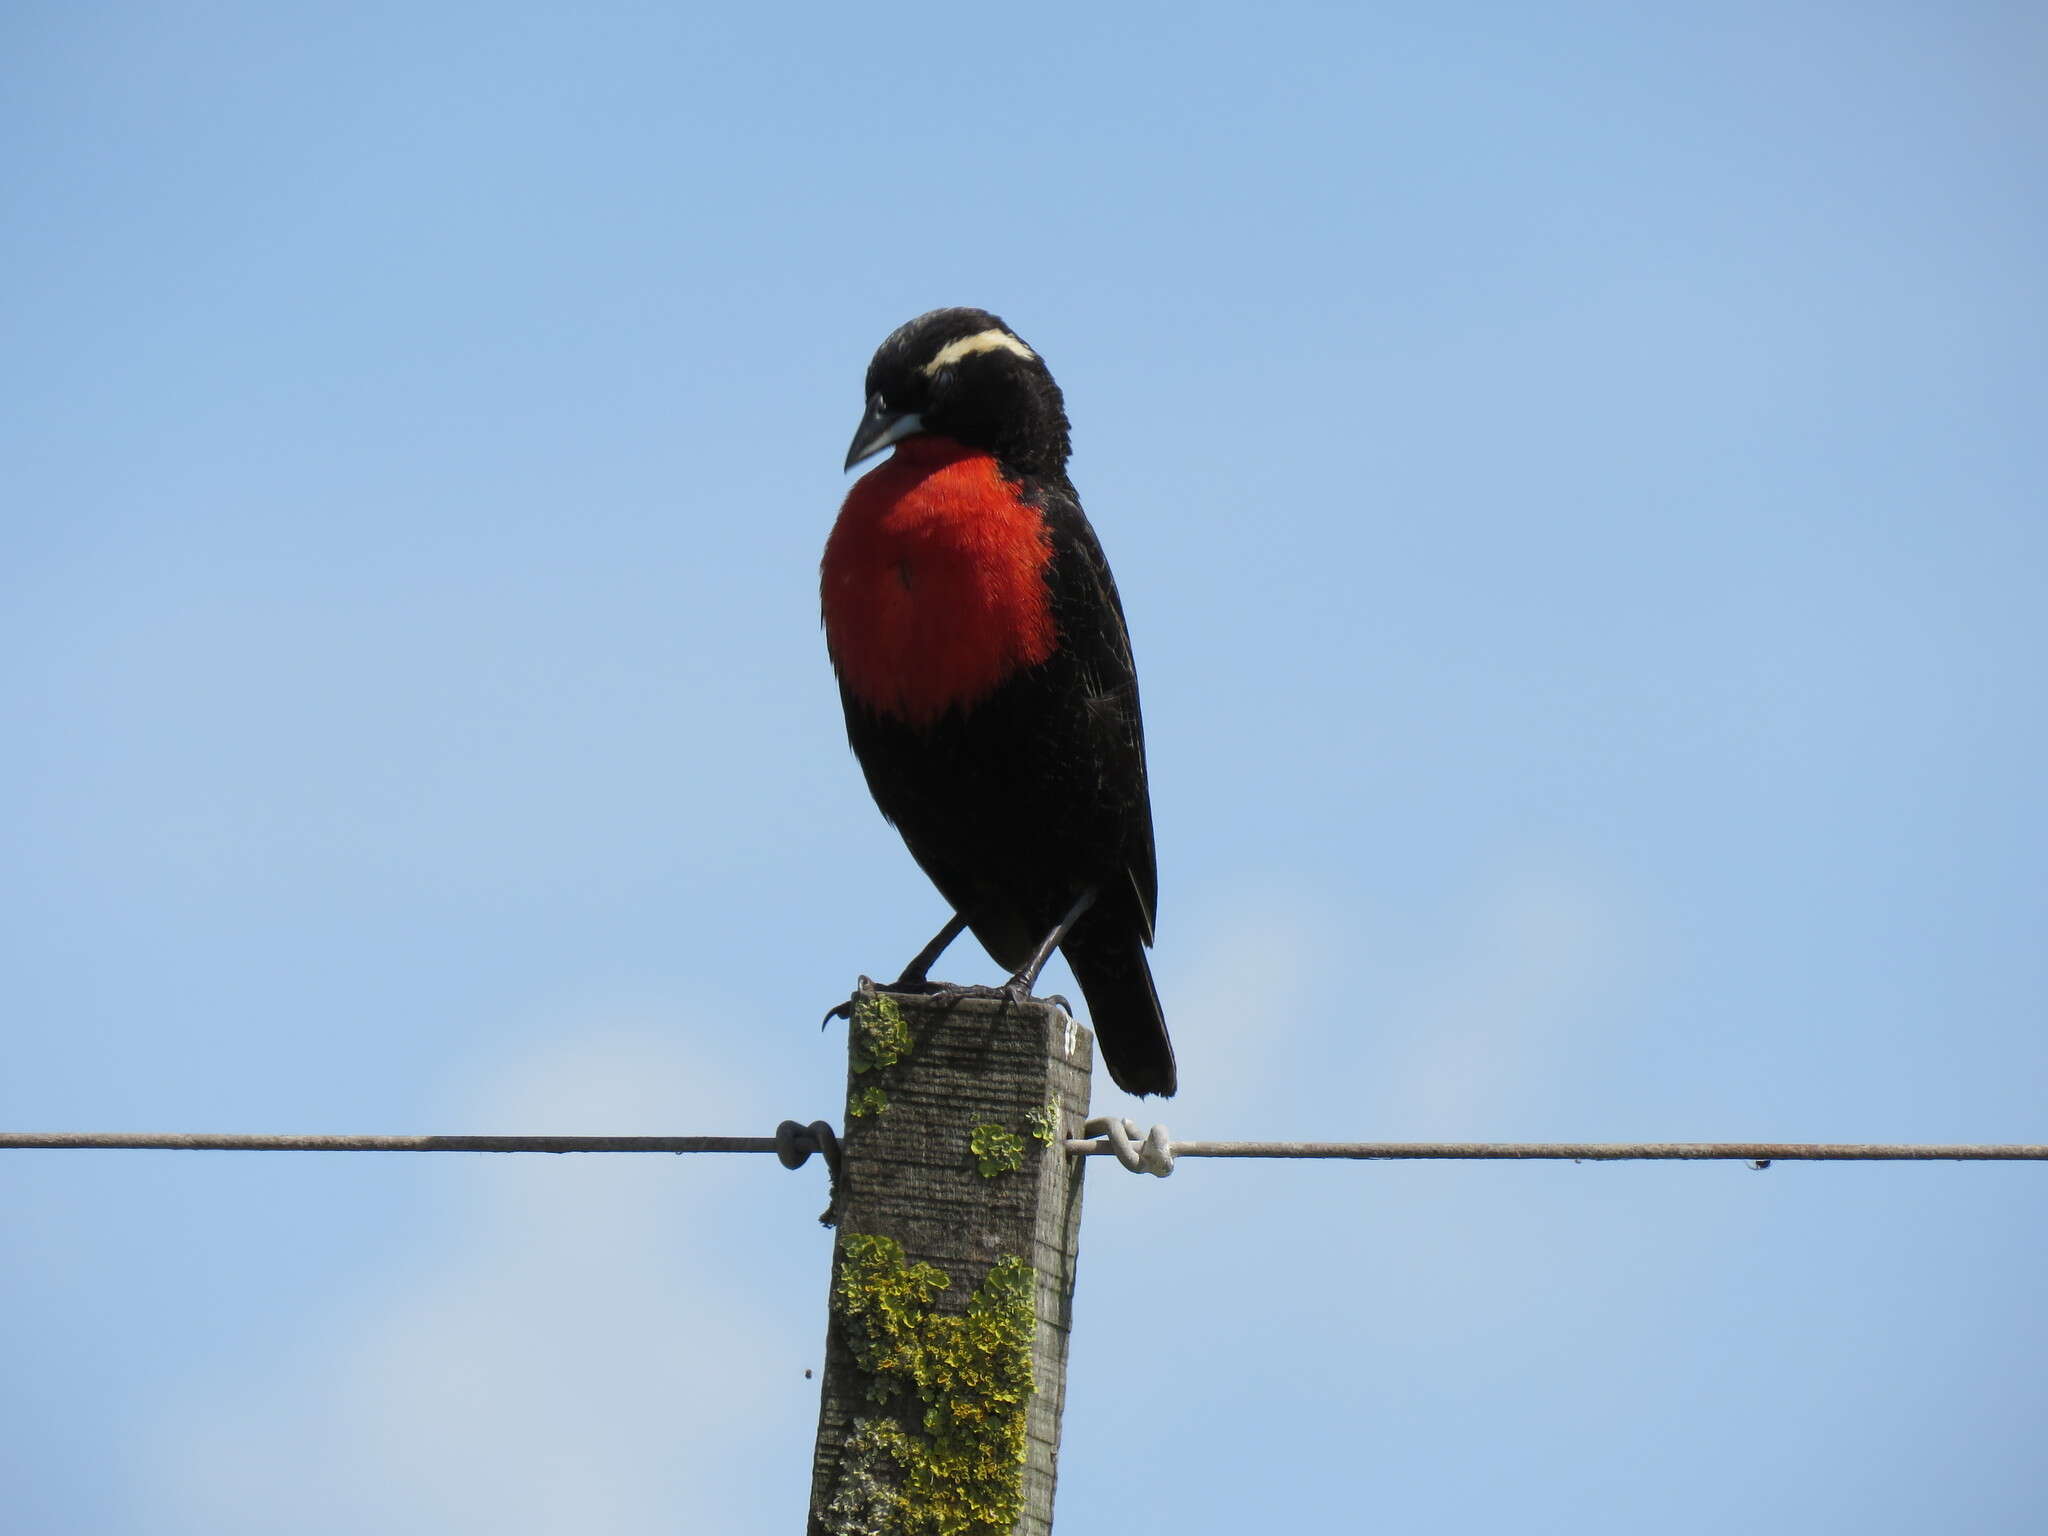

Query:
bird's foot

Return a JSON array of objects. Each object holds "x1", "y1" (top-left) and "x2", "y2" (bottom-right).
[
  {"x1": 924, "y1": 979, "x2": 1025, "y2": 1008},
  {"x1": 921, "y1": 979, "x2": 1074, "y2": 1017},
  {"x1": 820, "y1": 972, "x2": 964, "y2": 1028},
  {"x1": 822, "y1": 975, "x2": 1072, "y2": 1027}
]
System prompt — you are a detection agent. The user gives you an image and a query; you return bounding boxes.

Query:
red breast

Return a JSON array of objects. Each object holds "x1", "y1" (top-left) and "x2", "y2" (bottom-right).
[{"x1": 822, "y1": 435, "x2": 1057, "y2": 727}]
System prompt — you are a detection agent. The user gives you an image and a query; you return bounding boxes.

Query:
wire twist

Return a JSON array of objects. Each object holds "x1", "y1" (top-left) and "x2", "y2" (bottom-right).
[
  {"x1": 1083, "y1": 1117, "x2": 1176, "y2": 1176},
  {"x1": 775, "y1": 1120, "x2": 841, "y2": 1176}
]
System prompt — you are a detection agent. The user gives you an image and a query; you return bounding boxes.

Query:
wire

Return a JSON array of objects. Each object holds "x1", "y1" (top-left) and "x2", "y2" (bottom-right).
[
  {"x1": 1113, "y1": 1141, "x2": 2048, "y2": 1160},
  {"x1": 0, "y1": 1133, "x2": 779, "y2": 1153},
  {"x1": 4, "y1": 1128, "x2": 2042, "y2": 1173}
]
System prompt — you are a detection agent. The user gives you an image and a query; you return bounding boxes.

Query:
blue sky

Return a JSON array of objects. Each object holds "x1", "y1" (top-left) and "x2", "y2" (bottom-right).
[{"x1": 4, "y1": 3, "x2": 2044, "y2": 1531}]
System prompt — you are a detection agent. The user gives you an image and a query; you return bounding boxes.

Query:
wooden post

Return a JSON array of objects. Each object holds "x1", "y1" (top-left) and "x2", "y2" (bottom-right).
[{"x1": 809, "y1": 991, "x2": 1092, "y2": 1536}]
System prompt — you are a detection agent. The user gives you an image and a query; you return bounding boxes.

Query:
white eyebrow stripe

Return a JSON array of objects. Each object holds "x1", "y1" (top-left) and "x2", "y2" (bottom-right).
[{"x1": 920, "y1": 328, "x2": 1036, "y2": 374}]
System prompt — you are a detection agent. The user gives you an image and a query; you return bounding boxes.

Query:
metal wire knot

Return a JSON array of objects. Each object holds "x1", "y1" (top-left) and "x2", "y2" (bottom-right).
[
  {"x1": 1084, "y1": 1117, "x2": 1175, "y2": 1176},
  {"x1": 775, "y1": 1119, "x2": 841, "y2": 1176}
]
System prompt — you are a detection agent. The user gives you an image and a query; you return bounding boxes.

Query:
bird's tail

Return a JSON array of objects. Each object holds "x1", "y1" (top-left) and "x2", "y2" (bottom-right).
[{"x1": 1061, "y1": 921, "x2": 1177, "y2": 1098}]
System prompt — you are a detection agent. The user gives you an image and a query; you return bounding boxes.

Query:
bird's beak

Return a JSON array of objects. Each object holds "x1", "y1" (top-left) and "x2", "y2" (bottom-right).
[{"x1": 844, "y1": 394, "x2": 925, "y2": 470}]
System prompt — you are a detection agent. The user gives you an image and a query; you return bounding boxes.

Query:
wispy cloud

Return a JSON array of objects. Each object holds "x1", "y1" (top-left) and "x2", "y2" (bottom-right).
[
  {"x1": 1379, "y1": 866, "x2": 1629, "y2": 1133},
  {"x1": 1148, "y1": 880, "x2": 1339, "y2": 1125}
]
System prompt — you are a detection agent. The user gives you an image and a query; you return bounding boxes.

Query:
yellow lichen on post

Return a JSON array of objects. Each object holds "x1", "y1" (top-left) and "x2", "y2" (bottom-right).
[
  {"x1": 822, "y1": 1235, "x2": 1036, "y2": 1535},
  {"x1": 970, "y1": 1125, "x2": 1026, "y2": 1177},
  {"x1": 850, "y1": 992, "x2": 915, "y2": 1073},
  {"x1": 1026, "y1": 1101, "x2": 1060, "y2": 1146}
]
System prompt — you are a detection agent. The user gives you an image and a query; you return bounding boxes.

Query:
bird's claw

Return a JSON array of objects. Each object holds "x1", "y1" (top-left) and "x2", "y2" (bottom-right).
[
  {"x1": 822, "y1": 975, "x2": 1069, "y2": 1029},
  {"x1": 821, "y1": 973, "x2": 950, "y2": 1029},
  {"x1": 820, "y1": 976, "x2": 880, "y2": 1029},
  {"x1": 920, "y1": 978, "x2": 1064, "y2": 1013}
]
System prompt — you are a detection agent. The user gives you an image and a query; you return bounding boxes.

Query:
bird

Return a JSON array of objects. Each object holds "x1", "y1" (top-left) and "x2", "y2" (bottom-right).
[{"x1": 821, "y1": 307, "x2": 1177, "y2": 1097}]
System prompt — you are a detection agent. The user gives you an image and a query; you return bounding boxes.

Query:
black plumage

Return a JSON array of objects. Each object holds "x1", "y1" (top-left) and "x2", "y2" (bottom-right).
[{"x1": 823, "y1": 308, "x2": 1177, "y2": 1097}]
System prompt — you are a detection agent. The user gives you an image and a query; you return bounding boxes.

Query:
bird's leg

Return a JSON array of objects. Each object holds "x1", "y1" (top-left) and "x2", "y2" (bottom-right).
[
  {"x1": 825, "y1": 893, "x2": 1098, "y2": 1025},
  {"x1": 821, "y1": 913, "x2": 970, "y2": 1025},
  {"x1": 889, "y1": 913, "x2": 970, "y2": 990},
  {"x1": 924, "y1": 885, "x2": 1098, "y2": 1012},
  {"x1": 1004, "y1": 885, "x2": 1097, "y2": 998}
]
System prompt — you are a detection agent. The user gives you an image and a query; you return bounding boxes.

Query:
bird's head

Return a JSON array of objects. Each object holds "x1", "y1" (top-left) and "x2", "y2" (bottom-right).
[{"x1": 844, "y1": 307, "x2": 1072, "y2": 477}]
